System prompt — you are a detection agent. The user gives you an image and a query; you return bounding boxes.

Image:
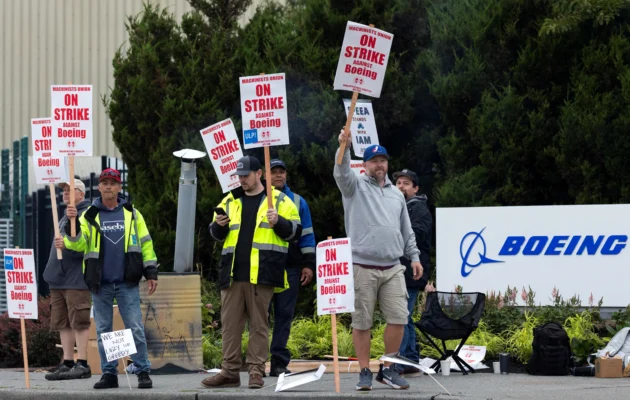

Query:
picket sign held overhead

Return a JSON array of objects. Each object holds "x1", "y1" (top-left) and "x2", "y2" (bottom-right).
[
  {"x1": 239, "y1": 73, "x2": 289, "y2": 149},
  {"x1": 4, "y1": 247, "x2": 38, "y2": 389},
  {"x1": 333, "y1": 22, "x2": 393, "y2": 164},
  {"x1": 31, "y1": 118, "x2": 67, "y2": 260},
  {"x1": 350, "y1": 160, "x2": 365, "y2": 177},
  {"x1": 239, "y1": 72, "x2": 290, "y2": 208},
  {"x1": 51, "y1": 83, "x2": 93, "y2": 236},
  {"x1": 200, "y1": 118, "x2": 244, "y2": 193},
  {"x1": 342, "y1": 99, "x2": 379, "y2": 158}
]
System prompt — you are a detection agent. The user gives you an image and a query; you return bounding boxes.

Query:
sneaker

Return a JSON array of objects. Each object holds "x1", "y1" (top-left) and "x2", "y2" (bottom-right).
[
  {"x1": 93, "y1": 373, "x2": 119, "y2": 389},
  {"x1": 59, "y1": 363, "x2": 92, "y2": 379},
  {"x1": 201, "y1": 373, "x2": 241, "y2": 388},
  {"x1": 45, "y1": 364, "x2": 71, "y2": 381},
  {"x1": 356, "y1": 367, "x2": 373, "y2": 391},
  {"x1": 269, "y1": 364, "x2": 291, "y2": 377},
  {"x1": 376, "y1": 365, "x2": 410, "y2": 390},
  {"x1": 248, "y1": 373, "x2": 264, "y2": 389},
  {"x1": 137, "y1": 372, "x2": 153, "y2": 389}
]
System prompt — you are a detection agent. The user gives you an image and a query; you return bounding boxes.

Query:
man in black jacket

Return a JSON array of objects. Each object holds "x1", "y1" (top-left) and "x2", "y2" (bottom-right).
[{"x1": 392, "y1": 169, "x2": 432, "y2": 372}]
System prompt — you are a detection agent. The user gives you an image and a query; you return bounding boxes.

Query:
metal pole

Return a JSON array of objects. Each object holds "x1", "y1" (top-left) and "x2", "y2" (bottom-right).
[
  {"x1": 173, "y1": 159, "x2": 198, "y2": 273},
  {"x1": 20, "y1": 137, "x2": 28, "y2": 248},
  {"x1": 13, "y1": 140, "x2": 20, "y2": 247}
]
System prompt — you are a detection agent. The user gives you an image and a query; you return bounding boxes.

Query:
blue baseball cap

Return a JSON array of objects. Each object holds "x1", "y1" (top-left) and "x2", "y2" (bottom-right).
[
  {"x1": 363, "y1": 144, "x2": 389, "y2": 162},
  {"x1": 270, "y1": 159, "x2": 287, "y2": 170}
]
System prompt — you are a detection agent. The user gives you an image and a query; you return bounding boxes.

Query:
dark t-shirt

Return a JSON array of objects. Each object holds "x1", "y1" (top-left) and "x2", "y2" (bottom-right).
[{"x1": 232, "y1": 191, "x2": 264, "y2": 282}]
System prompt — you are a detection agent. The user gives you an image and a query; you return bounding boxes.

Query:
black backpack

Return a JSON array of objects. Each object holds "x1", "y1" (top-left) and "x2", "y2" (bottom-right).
[{"x1": 527, "y1": 322, "x2": 573, "y2": 375}]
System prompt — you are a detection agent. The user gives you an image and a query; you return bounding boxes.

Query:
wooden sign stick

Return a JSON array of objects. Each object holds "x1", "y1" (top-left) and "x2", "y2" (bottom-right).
[
  {"x1": 67, "y1": 81, "x2": 76, "y2": 237},
  {"x1": 15, "y1": 246, "x2": 30, "y2": 389},
  {"x1": 260, "y1": 73, "x2": 274, "y2": 209},
  {"x1": 49, "y1": 184, "x2": 63, "y2": 259},
  {"x1": 327, "y1": 236, "x2": 341, "y2": 393},
  {"x1": 336, "y1": 24, "x2": 374, "y2": 165}
]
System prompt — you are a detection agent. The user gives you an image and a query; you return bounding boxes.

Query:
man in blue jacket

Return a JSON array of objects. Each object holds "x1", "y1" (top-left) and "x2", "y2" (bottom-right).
[{"x1": 268, "y1": 158, "x2": 316, "y2": 376}]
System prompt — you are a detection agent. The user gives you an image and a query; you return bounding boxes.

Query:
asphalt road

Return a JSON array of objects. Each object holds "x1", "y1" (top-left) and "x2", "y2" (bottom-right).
[{"x1": 1, "y1": 369, "x2": 629, "y2": 399}]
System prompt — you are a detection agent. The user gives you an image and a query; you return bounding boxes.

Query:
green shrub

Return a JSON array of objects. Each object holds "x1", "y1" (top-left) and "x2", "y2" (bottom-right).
[
  {"x1": 505, "y1": 313, "x2": 540, "y2": 364},
  {"x1": 202, "y1": 333, "x2": 223, "y2": 369}
]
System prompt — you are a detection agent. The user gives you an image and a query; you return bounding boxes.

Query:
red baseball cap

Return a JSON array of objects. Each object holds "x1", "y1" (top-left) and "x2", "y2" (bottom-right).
[{"x1": 99, "y1": 168, "x2": 121, "y2": 183}]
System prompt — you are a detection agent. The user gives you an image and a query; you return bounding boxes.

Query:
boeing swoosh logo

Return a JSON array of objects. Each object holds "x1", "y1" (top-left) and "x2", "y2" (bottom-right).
[{"x1": 460, "y1": 227, "x2": 503, "y2": 277}]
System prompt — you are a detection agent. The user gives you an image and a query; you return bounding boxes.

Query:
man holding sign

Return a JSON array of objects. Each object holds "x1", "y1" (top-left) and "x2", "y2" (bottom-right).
[
  {"x1": 202, "y1": 156, "x2": 301, "y2": 389},
  {"x1": 60, "y1": 169, "x2": 158, "y2": 390},
  {"x1": 334, "y1": 136, "x2": 423, "y2": 391},
  {"x1": 43, "y1": 179, "x2": 92, "y2": 380}
]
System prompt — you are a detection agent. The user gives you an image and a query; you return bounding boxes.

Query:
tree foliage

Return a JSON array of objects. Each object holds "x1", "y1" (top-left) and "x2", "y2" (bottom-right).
[{"x1": 105, "y1": 0, "x2": 630, "y2": 312}]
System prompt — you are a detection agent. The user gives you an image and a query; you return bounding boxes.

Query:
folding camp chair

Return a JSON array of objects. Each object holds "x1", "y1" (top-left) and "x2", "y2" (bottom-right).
[{"x1": 415, "y1": 291, "x2": 486, "y2": 375}]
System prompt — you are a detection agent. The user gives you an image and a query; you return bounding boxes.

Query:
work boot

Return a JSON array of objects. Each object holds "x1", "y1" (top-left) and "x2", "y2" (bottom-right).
[
  {"x1": 248, "y1": 373, "x2": 264, "y2": 389},
  {"x1": 93, "y1": 373, "x2": 119, "y2": 389},
  {"x1": 137, "y1": 371, "x2": 153, "y2": 389},
  {"x1": 45, "y1": 363, "x2": 72, "y2": 381},
  {"x1": 269, "y1": 361, "x2": 291, "y2": 377},
  {"x1": 59, "y1": 363, "x2": 91, "y2": 379},
  {"x1": 201, "y1": 373, "x2": 241, "y2": 388},
  {"x1": 355, "y1": 367, "x2": 373, "y2": 391}
]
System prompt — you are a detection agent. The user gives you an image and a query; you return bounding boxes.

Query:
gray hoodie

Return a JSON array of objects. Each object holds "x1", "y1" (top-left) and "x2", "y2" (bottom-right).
[
  {"x1": 334, "y1": 148, "x2": 420, "y2": 266},
  {"x1": 43, "y1": 199, "x2": 91, "y2": 290}
]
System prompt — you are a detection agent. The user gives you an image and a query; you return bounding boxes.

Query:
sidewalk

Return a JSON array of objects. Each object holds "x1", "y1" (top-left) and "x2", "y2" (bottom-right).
[{"x1": 1, "y1": 369, "x2": 630, "y2": 400}]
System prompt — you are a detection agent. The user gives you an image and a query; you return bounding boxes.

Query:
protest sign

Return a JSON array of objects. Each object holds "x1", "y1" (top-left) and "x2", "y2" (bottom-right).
[
  {"x1": 50, "y1": 85, "x2": 93, "y2": 156},
  {"x1": 200, "y1": 118, "x2": 243, "y2": 193},
  {"x1": 275, "y1": 365, "x2": 326, "y2": 392},
  {"x1": 333, "y1": 21, "x2": 394, "y2": 98},
  {"x1": 3, "y1": 249, "x2": 38, "y2": 320},
  {"x1": 31, "y1": 118, "x2": 67, "y2": 184},
  {"x1": 317, "y1": 238, "x2": 355, "y2": 315},
  {"x1": 239, "y1": 73, "x2": 289, "y2": 149},
  {"x1": 31, "y1": 118, "x2": 67, "y2": 260},
  {"x1": 343, "y1": 99, "x2": 379, "y2": 158},
  {"x1": 350, "y1": 160, "x2": 366, "y2": 177},
  {"x1": 101, "y1": 329, "x2": 138, "y2": 362}
]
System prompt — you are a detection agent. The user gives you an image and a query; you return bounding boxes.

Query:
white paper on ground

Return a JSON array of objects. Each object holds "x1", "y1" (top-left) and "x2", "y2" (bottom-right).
[
  {"x1": 275, "y1": 364, "x2": 326, "y2": 392},
  {"x1": 379, "y1": 353, "x2": 435, "y2": 375},
  {"x1": 421, "y1": 356, "x2": 489, "y2": 371},
  {"x1": 205, "y1": 368, "x2": 221, "y2": 373}
]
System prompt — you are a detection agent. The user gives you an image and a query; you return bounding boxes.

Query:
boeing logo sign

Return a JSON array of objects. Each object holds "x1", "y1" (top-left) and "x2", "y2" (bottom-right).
[{"x1": 459, "y1": 227, "x2": 627, "y2": 278}]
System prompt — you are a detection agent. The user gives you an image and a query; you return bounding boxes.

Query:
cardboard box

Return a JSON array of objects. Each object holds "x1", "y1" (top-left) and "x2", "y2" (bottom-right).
[{"x1": 595, "y1": 357, "x2": 623, "y2": 378}]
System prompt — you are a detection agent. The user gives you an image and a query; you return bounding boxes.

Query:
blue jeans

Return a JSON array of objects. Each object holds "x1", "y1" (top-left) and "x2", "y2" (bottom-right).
[
  {"x1": 92, "y1": 283, "x2": 150, "y2": 375},
  {"x1": 398, "y1": 286, "x2": 420, "y2": 368},
  {"x1": 269, "y1": 267, "x2": 300, "y2": 367}
]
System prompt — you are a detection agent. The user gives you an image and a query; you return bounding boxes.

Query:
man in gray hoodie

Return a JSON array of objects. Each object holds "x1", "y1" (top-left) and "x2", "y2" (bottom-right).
[
  {"x1": 334, "y1": 131, "x2": 423, "y2": 391},
  {"x1": 43, "y1": 178, "x2": 92, "y2": 380}
]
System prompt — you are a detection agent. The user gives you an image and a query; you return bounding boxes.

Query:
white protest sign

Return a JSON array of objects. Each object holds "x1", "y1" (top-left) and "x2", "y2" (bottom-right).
[
  {"x1": 343, "y1": 99, "x2": 379, "y2": 158},
  {"x1": 239, "y1": 73, "x2": 289, "y2": 149},
  {"x1": 31, "y1": 118, "x2": 67, "y2": 184},
  {"x1": 101, "y1": 329, "x2": 137, "y2": 362},
  {"x1": 200, "y1": 118, "x2": 244, "y2": 192},
  {"x1": 458, "y1": 345, "x2": 486, "y2": 366},
  {"x1": 350, "y1": 160, "x2": 365, "y2": 177},
  {"x1": 50, "y1": 85, "x2": 93, "y2": 156},
  {"x1": 316, "y1": 238, "x2": 354, "y2": 315},
  {"x1": 275, "y1": 365, "x2": 326, "y2": 392},
  {"x1": 333, "y1": 21, "x2": 394, "y2": 98},
  {"x1": 3, "y1": 249, "x2": 38, "y2": 320}
]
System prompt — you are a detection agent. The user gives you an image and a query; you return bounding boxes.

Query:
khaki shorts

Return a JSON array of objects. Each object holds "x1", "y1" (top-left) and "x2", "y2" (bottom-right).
[
  {"x1": 351, "y1": 264, "x2": 409, "y2": 330},
  {"x1": 50, "y1": 289, "x2": 92, "y2": 331}
]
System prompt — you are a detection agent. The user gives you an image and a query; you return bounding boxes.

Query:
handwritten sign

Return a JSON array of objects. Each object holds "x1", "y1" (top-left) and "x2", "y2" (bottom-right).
[
  {"x1": 50, "y1": 85, "x2": 93, "y2": 156},
  {"x1": 350, "y1": 160, "x2": 365, "y2": 177},
  {"x1": 316, "y1": 238, "x2": 354, "y2": 315},
  {"x1": 101, "y1": 329, "x2": 137, "y2": 362},
  {"x1": 343, "y1": 99, "x2": 379, "y2": 158},
  {"x1": 239, "y1": 73, "x2": 289, "y2": 149},
  {"x1": 200, "y1": 118, "x2": 244, "y2": 192},
  {"x1": 333, "y1": 21, "x2": 394, "y2": 98},
  {"x1": 31, "y1": 118, "x2": 67, "y2": 184},
  {"x1": 3, "y1": 249, "x2": 38, "y2": 319}
]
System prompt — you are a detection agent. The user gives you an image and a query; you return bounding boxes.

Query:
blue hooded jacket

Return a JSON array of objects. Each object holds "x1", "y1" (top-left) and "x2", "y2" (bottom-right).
[{"x1": 280, "y1": 184, "x2": 316, "y2": 272}]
